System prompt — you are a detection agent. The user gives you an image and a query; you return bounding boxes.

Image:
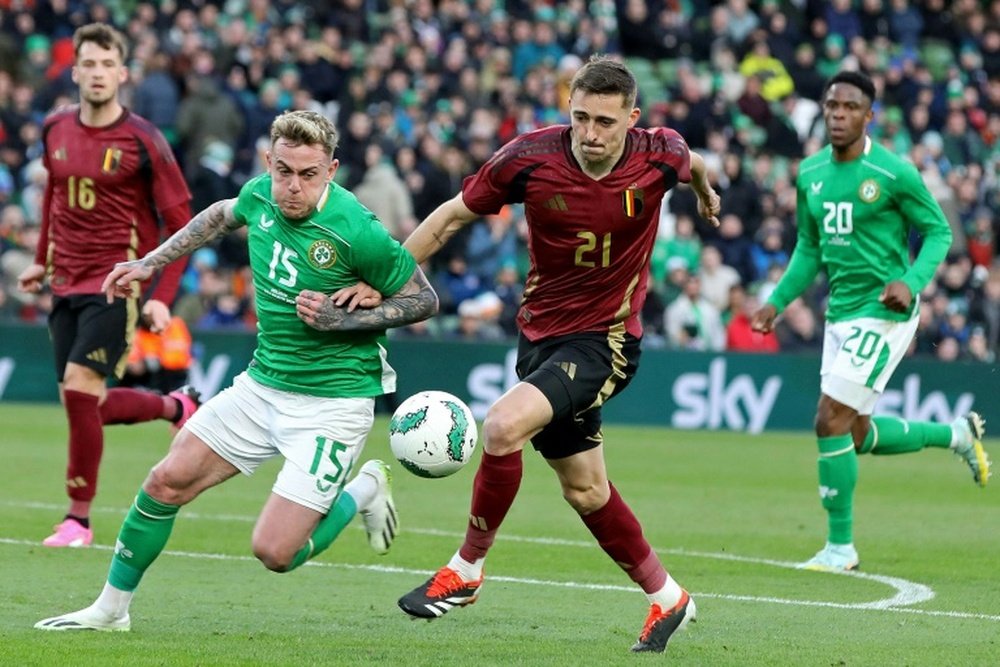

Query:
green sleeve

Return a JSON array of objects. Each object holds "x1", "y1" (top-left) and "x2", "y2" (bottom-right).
[
  {"x1": 231, "y1": 175, "x2": 266, "y2": 226},
  {"x1": 896, "y1": 163, "x2": 952, "y2": 297},
  {"x1": 353, "y1": 213, "x2": 418, "y2": 296},
  {"x1": 768, "y1": 184, "x2": 821, "y2": 314}
]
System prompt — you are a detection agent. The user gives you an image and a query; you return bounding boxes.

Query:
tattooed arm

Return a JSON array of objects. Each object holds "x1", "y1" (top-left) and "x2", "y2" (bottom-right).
[
  {"x1": 102, "y1": 199, "x2": 242, "y2": 300},
  {"x1": 295, "y1": 265, "x2": 439, "y2": 331}
]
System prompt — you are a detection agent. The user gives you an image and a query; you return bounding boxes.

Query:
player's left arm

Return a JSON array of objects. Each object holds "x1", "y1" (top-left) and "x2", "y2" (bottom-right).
[
  {"x1": 143, "y1": 201, "x2": 194, "y2": 332},
  {"x1": 882, "y1": 165, "x2": 953, "y2": 311},
  {"x1": 689, "y1": 151, "x2": 721, "y2": 228},
  {"x1": 296, "y1": 264, "x2": 438, "y2": 331}
]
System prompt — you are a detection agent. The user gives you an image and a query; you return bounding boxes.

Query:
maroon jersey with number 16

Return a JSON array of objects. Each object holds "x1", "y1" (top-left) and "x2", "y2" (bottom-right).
[
  {"x1": 462, "y1": 125, "x2": 691, "y2": 341},
  {"x1": 36, "y1": 106, "x2": 191, "y2": 300}
]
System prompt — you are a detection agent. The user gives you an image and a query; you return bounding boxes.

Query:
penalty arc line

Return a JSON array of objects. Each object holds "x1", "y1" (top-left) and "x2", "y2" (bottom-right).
[
  {"x1": 3, "y1": 536, "x2": 998, "y2": 622},
  {"x1": 3, "y1": 501, "x2": 998, "y2": 622}
]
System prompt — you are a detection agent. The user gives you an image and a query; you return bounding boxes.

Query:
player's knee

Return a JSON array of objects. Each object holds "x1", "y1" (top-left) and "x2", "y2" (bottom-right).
[
  {"x1": 562, "y1": 483, "x2": 608, "y2": 515},
  {"x1": 144, "y1": 467, "x2": 192, "y2": 506},
  {"x1": 482, "y1": 409, "x2": 521, "y2": 454},
  {"x1": 252, "y1": 543, "x2": 294, "y2": 573}
]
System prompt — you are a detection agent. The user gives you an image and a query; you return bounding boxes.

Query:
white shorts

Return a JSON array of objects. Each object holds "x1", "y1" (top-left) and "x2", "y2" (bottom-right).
[
  {"x1": 820, "y1": 313, "x2": 919, "y2": 415},
  {"x1": 185, "y1": 372, "x2": 375, "y2": 513}
]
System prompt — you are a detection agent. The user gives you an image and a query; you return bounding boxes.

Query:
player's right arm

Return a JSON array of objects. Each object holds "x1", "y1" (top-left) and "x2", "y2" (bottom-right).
[
  {"x1": 17, "y1": 145, "x2": 55, "y2": 294},
  {"x1": 334, "y1": 193, "x2": 477, "y2": 309},
  {"x1": 752, "y1": 182, "x2": 822, "y2": 333},
  {"x1": 103, "y1": 198, "x2": 243, "y2": 301},
  {"x1": 403, "y1": 192, "x2": 479, "y2": 263}
]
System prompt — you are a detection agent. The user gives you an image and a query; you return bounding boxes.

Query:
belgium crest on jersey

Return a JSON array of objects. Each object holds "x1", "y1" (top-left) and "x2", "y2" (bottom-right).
[
  {"x1": 101, "y1": 147, "x2": 123, "y2": 174},
  {"x1": 858, "y1": 179, "x2": 880, "y2": 203},
  {"x1": 308, "y1": 239, "x2": 337, "y2": 269},
  {"x1": 623, "y1": 183, "x2": 644, "y2": 218}
]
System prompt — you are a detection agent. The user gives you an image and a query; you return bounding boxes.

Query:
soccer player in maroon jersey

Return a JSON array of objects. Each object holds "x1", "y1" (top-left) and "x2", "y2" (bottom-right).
[
  {"x1": 396, "y1": 55, "x2": 721, "y2": 653},
  {"x1": 16, "y1": 23, "x2": 198, "y2": 549}
]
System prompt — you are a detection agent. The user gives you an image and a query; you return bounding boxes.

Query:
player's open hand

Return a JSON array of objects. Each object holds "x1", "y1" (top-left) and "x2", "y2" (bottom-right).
[
  {"x1": 331, "y1": 281, "x2": 383, "y2": 312},
  {"x1": 16, "y1": 263, "x2": 46, "y2": 293},
  {"x1": 102, "y1": 260, "x2": 154, "y2": 302},
  {"x1": 750, "y1": 303, "x2": 779, "y2": 333},
  {"x1": 697, "y1": 188, "x2": 722, "y2": 228},
  {"x1": 142, "y1": 299, "x2": 171, "y2": 333},
  {"x1": 879, "y1": 280, "x2": 913, "y2": 313}
]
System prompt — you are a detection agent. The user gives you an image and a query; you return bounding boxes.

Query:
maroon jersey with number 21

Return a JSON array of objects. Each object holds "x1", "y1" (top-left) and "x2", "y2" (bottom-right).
[{"x1": 462, "y1": 125, "x2": 691, "y2": 341}]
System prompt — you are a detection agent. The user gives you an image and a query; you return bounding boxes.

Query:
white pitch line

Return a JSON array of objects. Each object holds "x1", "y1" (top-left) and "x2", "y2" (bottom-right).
[
  {"x1": 2, "y1": 537, "x2": 997, "y2": 622},
  {"x1": 3, "y1": 501, "x2": 997, "y2": 621}
]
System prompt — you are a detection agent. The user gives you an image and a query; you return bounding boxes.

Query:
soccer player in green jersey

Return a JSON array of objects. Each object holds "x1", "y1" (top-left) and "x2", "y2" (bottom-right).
[
  {"x1": 751, "y1": 71, "x2": 990, "y2": 572},
  {"x1": 34, "y1": 110, "x2": 438, "y2": 631}
]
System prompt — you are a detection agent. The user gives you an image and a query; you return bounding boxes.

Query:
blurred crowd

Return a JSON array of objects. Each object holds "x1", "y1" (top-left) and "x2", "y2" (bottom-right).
[{"x1": 1, "y1": 0, "x2": 999, "y2": 365}]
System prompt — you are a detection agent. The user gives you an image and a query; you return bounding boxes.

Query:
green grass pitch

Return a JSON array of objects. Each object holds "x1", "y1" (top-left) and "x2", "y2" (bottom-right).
[{"x1": 1, "y1": 402, "x2": 998, "y2": 666}]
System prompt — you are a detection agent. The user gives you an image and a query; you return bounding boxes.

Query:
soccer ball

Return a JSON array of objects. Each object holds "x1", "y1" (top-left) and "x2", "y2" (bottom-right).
[{"x1": 389, "y1": 390, "x2": 478, "y2": 478}]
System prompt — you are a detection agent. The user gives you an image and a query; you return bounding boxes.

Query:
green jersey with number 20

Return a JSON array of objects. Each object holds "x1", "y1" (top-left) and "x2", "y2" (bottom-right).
[
  {"x1": 231, "y1": 174, "x2": 416, "y2": 397},
  {"x1": 768, "y1": 137, "x2": 952, "y2": 322}
]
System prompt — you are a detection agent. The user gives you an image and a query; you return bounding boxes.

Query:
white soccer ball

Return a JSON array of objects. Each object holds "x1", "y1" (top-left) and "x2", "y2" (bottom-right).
[{"x1": 389, "y1": 390, "x2": 478, "y2": 478}]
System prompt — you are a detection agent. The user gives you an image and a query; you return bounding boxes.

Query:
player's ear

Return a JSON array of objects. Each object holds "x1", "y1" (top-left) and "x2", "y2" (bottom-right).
[
  {"x1": 327, "y1": 158, "x2": 339, "y2": 183},
  {"x1": 627, "y1": 107, "x2": 641, "y2": 128},
  {"x1": 118, "y1": 65, "x2": 128, "y2": 85}
]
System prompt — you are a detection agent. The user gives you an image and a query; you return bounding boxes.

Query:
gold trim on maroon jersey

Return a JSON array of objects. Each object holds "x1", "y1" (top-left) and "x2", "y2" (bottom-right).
[
  {"x1": 102, "y1": 147, "x2": 123, "y2": 174},
  {"x1": 622, "y1": 184, "x2": 644, "y2": 218}
]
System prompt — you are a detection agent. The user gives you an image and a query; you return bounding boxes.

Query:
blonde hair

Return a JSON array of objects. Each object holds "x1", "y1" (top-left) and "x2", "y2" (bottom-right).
[{"x1": 270, "y1": 111, "x2": 339, "y2": 159}]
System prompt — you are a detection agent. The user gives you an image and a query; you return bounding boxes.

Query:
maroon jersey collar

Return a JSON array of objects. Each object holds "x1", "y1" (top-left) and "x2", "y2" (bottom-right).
[
  {"x1": 76, "y1": 106, "x2": 130, "y2": 132},
  {"x1": 563, "y1": 127, "x2": 633, "y2": 177}
]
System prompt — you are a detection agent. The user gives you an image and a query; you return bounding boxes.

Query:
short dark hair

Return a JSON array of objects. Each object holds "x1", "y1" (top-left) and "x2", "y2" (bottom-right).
[
  {"x1": 569, "y1": 55, "x2": 637, "y2": 108},
  {"x1": 73, "y1": 23, "x2": 129, "y2": 62},
  {"x1": 823, "y1": 71, "x2": 876, "y2": 106}
]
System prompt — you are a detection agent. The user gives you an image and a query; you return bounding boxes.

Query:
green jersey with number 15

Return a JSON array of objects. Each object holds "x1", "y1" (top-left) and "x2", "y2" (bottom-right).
[
  {"x1": 231, "y1": 173, "x2": 416, "y2": 397},
  {"x1": 768, "y1": 137, "x2": 952, "y2": 322}
]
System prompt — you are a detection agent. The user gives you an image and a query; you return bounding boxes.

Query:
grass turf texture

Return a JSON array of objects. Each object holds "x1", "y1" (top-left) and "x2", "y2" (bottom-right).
[{"x1": 1, "y1": 402, "x2": 998, "y2": 666}]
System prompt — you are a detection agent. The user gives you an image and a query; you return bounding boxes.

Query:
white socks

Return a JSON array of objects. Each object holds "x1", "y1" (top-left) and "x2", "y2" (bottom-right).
[
  {"x1": 345, "y1": 470, "x2": 379, "y2": 511},
  {"x1": 646, "y1": 574, "x2": 683, "y2": 610},
  {"x1": 94, "y1": 581, "x2": 133, "y2": 619},
  {"x1": 447, "y1": 551, "x2": 485, "y2": 582}
]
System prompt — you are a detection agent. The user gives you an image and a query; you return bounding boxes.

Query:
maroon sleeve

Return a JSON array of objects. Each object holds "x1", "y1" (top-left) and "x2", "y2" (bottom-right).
[
  {"x1": 147, "y1": 129, "x2": 191, "y2": 214},
  {"x1": 654, "y1": 127, "x2": 692, "y2": 184},
  {"x1": 147, "y1": 201, "x2": 191, "y2": 305},
  {"x1": 34, "y1": 177, "x2": 53, "y2": 266},
  {"x1": 461, "y1": 155, "x2": 512, "y2": 216}
]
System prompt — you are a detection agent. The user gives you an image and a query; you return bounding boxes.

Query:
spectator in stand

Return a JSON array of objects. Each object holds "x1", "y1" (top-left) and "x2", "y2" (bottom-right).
[
  {"x1": 697, "y1": 244, "x2": 742, "y2": 313},
  {"x1": 750, "y1": 217, "x2": 790, "y2": 282},
  {"x1": 725, "y1": 284, "x2": 779, "y2": 353},
  {"x1": 712, "y1": 214, "x2": 756, "y2": 286},
  {"x1": 966, "y1": 325, "x2": 995, "y2": 362},
  {"x1": 354, "y1": 143, "x2": 417, "y2": 242},
  {"x1": 774, "y1": 298, "x2": 822, "y2": 353},
  {"x1": 190, "y1": 140, "x2": 240, "y2": 214},
  {"x1": 666, "y1": 274, "x2": 725, "y2": 352},
  {"x1": 120, "y1": 316, "x2": 194, "y2": 394},
  {"x1": 652, "y1": 214, "x2": 702, "y2": 286},
  {"x1": 464, "y1": 205, "x2": 519, "y2": 286}
]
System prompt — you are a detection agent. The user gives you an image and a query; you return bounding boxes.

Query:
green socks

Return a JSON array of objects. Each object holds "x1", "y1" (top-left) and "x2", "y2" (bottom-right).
[
  {"x1": 288, "y1": 492, "x2": 358, "y2": 571},
  {"x1": 858, "y1": 416, "x2": 954, "y2": 455},
  {"x1": 107, "y1": 489, "x2": 180, "y2": 592},
  {"x1": 817, "y1": 434, "x2": 857, "y2": 545}
]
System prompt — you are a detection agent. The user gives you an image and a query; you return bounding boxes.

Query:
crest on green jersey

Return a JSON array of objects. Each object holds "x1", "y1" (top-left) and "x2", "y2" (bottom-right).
[
  {"x1": 308, "y1": 239, "x2": 337, "y2": 269},
  {"x1": 858, "y1": 179, "x2": 880, "y2": 203}
]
